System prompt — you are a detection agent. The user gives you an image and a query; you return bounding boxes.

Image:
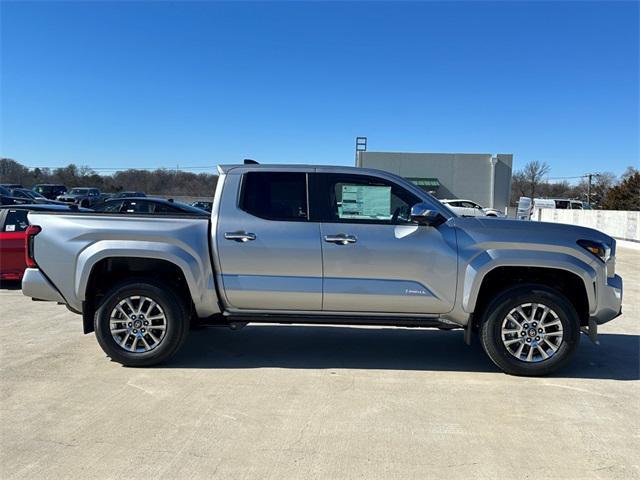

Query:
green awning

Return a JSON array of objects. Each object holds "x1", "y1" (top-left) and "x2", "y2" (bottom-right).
[{"x1": 406, "y1": 177, "x2": 440, "y2": 189}]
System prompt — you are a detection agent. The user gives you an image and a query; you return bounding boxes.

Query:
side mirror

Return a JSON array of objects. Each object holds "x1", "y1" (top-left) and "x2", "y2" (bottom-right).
[{"x1": 410, "y1": 202, "x2": 446, "y2": 227}]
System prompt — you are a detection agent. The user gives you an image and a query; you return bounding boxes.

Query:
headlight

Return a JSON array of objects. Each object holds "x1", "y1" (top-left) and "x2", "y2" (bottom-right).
[{"x1": 577, "y1": 239, "x2": 610, "y2": 262}]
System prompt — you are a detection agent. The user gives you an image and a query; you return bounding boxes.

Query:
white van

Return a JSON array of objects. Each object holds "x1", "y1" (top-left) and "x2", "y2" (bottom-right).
[{"x1": 517, "y1": 197, "x2": 584, "y2": 220}]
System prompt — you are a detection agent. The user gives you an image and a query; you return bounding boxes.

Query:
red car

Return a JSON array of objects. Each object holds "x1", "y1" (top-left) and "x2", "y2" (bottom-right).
[
  {"x1": 0, "y1": 208, "x2": 29, "y2": 280},
  {"x1": 0, "y1": 205, "x2": 91, "y2": 281}
]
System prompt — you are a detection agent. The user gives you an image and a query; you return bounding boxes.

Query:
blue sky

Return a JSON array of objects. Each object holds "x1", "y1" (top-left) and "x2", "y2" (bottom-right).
[{"x1": 1, "y1": 1, "x2": 638, "y2": 178}]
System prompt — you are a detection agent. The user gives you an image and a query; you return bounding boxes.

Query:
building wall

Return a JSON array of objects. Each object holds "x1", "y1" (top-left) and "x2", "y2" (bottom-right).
[
  {"x1": 538, "y1": 209, "x2": 640, "y2": 242},
  {"x1": 493, "y1": 154, "x2": 514, "y2": 211},
  {"x1": 358, "y1": 152, "x2": 513, "y2": 211}
]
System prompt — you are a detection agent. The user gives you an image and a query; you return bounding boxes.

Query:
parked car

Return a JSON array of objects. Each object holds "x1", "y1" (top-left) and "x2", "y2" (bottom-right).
[
  {"x1": 57, "y1": 187, "x2": 102, "y2": 207},
  {"x1": 0, "y1": 186, "x2": 14, "y2": 205},
  {"x1": 440, "y1": 199, "x2": 504, "y2": 217},
  {"x1": 0, "y1": 183, "x2": 23, "y2": 189},
  {"x1": 108, "y1": 191, "x2": 146, "y2": 199},
  {"x1": 0, "y1": 186, "x2": 30, "y2": 206},
  {"x1": 33, "y1": 184, "x2": 68, "y2": 200},
  {"x1": 6, "y1": 188, "x2": 61, "y2": 204},
  {"x1": 0, "y1": 204, "x2": 91, "y2": 281},
  {"x1": 22, "y1": 163, "x2": 622, "y2": 376},
  {"x1": 190, "y1": 200, "x2": 213, "y2": 212},
  {"x1": 93, "y1": 197, "x2": 209, "y2": 215}
]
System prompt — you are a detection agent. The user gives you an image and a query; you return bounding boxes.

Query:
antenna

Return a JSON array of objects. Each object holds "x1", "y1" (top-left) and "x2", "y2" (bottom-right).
[{"x1": 243, "y1": 159, "x2": 259, "y2": 165}]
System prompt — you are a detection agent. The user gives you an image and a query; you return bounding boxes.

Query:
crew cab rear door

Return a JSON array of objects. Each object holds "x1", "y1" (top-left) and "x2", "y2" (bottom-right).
[
  {"x1": 312, "y1": 172, "x2": 457, "y2": 314},
  {"x1": 215, "y1": 169, "x2": 322, "y2": 310}
]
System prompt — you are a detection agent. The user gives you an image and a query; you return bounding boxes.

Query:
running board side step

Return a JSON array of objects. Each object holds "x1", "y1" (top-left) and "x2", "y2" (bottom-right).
[{"x1": 202, "y1": 312, "x2": 455, "y2": 329}]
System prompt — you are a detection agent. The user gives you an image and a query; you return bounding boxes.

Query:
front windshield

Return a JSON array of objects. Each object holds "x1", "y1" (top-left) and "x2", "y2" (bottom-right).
[
  {"x1": 172, "y1": 201, "x2": 210, "y2": 214},
  {"x1": 70, "y1": 188, "x2": 88, "y2": 195},
  {"x1": 20, "y1": 190, "x2": 44, "y2": 199}
]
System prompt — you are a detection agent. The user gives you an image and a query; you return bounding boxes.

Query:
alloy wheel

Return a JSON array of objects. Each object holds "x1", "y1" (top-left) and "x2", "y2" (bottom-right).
[
  {"x1": 110, "y1": 295, "x2": 167, "y2": 353},
  {"x1": 500, "y1": 302, "x2": 564, "y2": 363}
]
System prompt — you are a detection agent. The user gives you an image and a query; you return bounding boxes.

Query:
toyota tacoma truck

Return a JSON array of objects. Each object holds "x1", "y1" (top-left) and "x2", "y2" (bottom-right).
[{"x1": 21, "y1": 163, "x2": 623, "y2": 375}]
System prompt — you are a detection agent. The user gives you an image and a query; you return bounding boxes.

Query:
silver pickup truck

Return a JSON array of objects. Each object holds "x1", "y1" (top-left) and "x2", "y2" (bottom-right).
[{"x1": 22, "y1": 163, "x2": 623, "y2": 376}]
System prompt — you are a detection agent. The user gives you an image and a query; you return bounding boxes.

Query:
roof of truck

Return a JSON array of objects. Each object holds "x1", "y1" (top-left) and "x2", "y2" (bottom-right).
[{"x1": 218, "y1": 163, "x2": 380, "y2": 175}]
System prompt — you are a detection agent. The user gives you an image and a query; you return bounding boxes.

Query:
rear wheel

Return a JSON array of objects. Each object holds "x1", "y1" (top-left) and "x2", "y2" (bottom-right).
[
  {"x1": 94, "y1": 279, "x2": 190, "y2": 366},
  {"x1": 479, "y1": 284, "x2": 580, "y2": 376}
]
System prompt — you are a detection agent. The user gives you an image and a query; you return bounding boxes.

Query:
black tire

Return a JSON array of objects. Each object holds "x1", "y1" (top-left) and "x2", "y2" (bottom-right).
[
  {"x1": 94, "y1": 279, "x2": 190, "y2": 366},
  {"x1": 479, "y1": 284, "x2": 580, "y2": 376}
]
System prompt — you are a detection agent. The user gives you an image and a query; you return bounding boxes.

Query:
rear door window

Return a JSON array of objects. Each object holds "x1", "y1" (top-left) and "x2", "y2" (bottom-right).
[{"x1": 240, "y1": 172, "x2": 308, "y2": 221}]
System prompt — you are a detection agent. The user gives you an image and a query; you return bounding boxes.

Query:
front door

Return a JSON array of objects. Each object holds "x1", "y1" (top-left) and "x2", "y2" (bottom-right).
[
  {"x1": 216, "y1": 170, "x2": 323, "y2": 311},
  {"x1": 314, "y1": 173, "x2": 458, "y2": 314}
]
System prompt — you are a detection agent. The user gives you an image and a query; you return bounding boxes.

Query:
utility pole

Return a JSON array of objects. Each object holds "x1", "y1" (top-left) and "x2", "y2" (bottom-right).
[{"x1": 584, "y1": 172, "x2": 600, "y2": 207}]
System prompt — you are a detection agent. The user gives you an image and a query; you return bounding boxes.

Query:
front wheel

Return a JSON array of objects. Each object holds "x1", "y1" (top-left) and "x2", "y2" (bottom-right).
[
  {"x1": 479, "y1": 284, "x2": 580, "y2": 376},
  {"x1": 94, "y1": 279, "x2": 190, "y2": 366}
]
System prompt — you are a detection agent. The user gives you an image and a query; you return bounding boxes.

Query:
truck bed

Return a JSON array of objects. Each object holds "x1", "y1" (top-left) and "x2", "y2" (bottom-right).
[{"x1": 25, "y1": 212, "x2": 219, "y2": 318}]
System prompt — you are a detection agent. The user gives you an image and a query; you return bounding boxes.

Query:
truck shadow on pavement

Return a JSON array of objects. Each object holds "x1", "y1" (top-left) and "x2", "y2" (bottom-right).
[{"x1": 167, "y1": 325, "x2": 639, "y2": 381}]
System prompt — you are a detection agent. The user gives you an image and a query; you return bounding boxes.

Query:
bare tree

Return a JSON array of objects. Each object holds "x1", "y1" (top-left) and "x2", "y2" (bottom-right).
[
  {"x1": 575, "y1": 172, "x2": 616, "y2": 208},
  {"x1": 521, "y1": 160, "x2": 551, "y2": 200}
]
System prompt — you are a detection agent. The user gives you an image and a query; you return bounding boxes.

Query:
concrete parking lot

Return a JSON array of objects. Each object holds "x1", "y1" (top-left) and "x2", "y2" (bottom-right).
[{"x1": 1, "y1": 247, "x2": 638, "y2": 479}]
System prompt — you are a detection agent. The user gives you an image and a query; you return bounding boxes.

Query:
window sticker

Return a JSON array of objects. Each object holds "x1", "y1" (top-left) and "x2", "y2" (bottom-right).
[
  {"x1": 339, "y1": 185, "x2": 391, "y2": 219},
  {"x1": 5, "y1": 224, "x2": 16, "y2": 232}
]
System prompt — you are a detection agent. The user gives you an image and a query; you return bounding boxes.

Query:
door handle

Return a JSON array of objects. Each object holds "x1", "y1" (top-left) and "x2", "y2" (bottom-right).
[
  {"x1": 324, "y1": 234, "x2": 357, "y2": 245},
  {"x1": 225, "y1": 231, "x2": 256, "y2": 242}
]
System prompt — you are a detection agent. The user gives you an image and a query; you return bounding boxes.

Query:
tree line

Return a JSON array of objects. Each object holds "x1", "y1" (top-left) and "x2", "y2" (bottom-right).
[
  {"x1": 2, "y1": 157, "x2": 638, "y2": 210},
  {"x1": 510, "y1": 160, "x2": 639, "y2": 210},
  {"x1": 0, "y1": 158, "x2": 218, "y2": 197}
]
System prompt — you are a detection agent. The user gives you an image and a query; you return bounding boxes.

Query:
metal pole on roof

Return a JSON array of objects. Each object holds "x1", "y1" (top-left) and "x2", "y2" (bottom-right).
[{"x1": 355, "y1": 137, "x2": 367, "y2": 167}]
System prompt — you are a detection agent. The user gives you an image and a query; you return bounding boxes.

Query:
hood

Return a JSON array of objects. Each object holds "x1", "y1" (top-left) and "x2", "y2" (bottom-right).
[{"x1": 452, "y1": 216, "x2": 615, "y2": 254}]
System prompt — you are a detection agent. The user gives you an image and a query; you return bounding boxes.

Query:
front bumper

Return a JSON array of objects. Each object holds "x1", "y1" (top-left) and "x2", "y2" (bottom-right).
[
  {"x1": 591, "y1": 274, "x2": 623, "y2": 325},
  {"x1": 21, "y1": 268, "x2": 65, "y2": 303}
]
